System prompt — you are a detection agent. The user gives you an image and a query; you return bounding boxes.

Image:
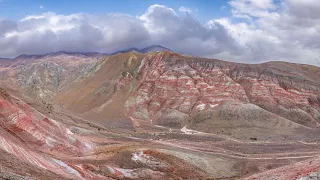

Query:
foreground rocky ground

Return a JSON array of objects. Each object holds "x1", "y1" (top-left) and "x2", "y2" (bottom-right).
[{"x1": 0, "y1": 51, "x2": 319, "y2": 179}]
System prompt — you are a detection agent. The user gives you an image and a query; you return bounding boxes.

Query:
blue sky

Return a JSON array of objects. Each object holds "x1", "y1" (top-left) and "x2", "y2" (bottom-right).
[{"x1": 0, "y1": 0, "x2": 231, "y2": 22}]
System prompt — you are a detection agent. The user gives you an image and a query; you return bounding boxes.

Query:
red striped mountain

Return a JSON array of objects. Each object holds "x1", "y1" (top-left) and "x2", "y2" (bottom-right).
[
  {"x1": 1, "y1": 49, "x2": 320, "y2": 179},
  {"x1": 0, "y1": 50, "x2": 319, "y2": 139}
]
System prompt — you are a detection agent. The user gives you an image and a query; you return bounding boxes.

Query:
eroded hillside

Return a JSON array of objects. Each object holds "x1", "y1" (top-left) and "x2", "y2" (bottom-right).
[
  {"x1": 47, "y1": 51, "x2": 320, "y2": 140},
  {"x1": 0, "y1": 51, "x2": 320, "y2": 179}
]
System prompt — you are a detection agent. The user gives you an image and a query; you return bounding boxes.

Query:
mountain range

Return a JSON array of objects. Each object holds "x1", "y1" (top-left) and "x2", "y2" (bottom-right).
[
  {"x1": 0, "y1": 45, "x2": 171, "y2": 61},
  {"x1": 0, "y1": 45, "x2": 319, "y2": 179}
]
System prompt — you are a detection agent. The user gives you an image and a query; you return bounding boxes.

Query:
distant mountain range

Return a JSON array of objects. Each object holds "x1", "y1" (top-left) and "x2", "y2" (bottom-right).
[
  {"x1": 111, "y1": 45, "x2": 171, "y2": 55},
  {"x1": 11, "y1": 45, "x2": 171, "y2": 60}
]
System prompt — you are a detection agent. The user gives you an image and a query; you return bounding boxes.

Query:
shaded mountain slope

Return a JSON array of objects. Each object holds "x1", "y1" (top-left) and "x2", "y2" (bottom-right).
[{"x1": 55, "y1": 52, "x2": 145, "y2": 129}]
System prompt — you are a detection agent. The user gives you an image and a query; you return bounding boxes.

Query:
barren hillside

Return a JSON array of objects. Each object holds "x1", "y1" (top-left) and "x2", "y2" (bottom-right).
[{"x1": 0, "y1": 51, "x2": 319, "y2": 179}]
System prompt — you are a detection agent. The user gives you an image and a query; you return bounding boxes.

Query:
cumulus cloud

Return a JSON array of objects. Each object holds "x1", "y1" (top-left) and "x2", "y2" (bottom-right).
[
  {"x1": 0, "y1": 12, "x2": 150, "y2": 57},
  {"x1": 218, "y1": 0, "x2": 320, "y2": 66},
  {"x1": 0, "y1": 2, "x2": 319, "y2": 66},
  {"x1": 178, "y1": 6, "x2": 193, "y2": 13},
  {"x1": 0, "y1": 5, "x2": 238, "y2": 59},
  {"x1": 228, "y1": 0, "x2": 277, "y2": 19}
]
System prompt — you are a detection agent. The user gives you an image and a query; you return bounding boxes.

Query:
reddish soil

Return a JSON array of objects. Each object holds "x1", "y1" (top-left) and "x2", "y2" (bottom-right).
[{"x1": 0, "y1": 51, "x2": 319, "y2": 179}]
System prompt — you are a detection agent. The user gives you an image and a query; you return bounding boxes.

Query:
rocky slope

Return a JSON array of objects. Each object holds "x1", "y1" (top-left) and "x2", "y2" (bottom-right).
[
  {"x1": 0, "y1": 88, "x2": 92, "y2": 179},
  {"x1": 0, "y1": 50, "x2": 320, "y2": 179},
  {"x1": 0, "y1": 52, "x2": 101, "y2": 100},
  {"x1": 51, "y1": 51, "x2": 320, "y2": 140},
  {"x1": 0, "y1": 88, "x2": 217, "y2": 180}
]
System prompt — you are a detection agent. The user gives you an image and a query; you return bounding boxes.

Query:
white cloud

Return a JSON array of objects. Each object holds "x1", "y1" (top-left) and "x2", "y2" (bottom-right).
[
  {"x1": 179, "y1": 6, "x2": 193, "y2": 13},
  {"x1": 218, "y1": 0, "x2": 320, "y2": 65},
  {"x1": 0, "y1": 2, "x2": 319, "y2": 66},
  {"x1": 40, "y1": 5, "x2": 44, "y2": 9},
  {"x1": 0, "y1": 6, "x2": 237, "y2": 59},
  {"x1": 228, "y1": 0, "x2": 277, "y2": 18}
]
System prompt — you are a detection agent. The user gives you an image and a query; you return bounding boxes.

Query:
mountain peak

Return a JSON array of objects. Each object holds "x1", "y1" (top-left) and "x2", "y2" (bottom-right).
[
  {"x1": 139, "y1": 45, "x2": 171, "y2": 53},
  {"x1": 112, "y1": 45, "x2": 171, "y2": 55}
]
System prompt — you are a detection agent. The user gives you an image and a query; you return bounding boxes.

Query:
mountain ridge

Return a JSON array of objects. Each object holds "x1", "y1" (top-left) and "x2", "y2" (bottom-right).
[
  {"x1": 0, "y1": 45, "x2": 318, "y2": 69},
  {"x1": 1, "y1": 49, "x2": 318, "y2": 69},
  {"x1": 9, "y1": 45, "x2": 172, "y2": 60}
]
